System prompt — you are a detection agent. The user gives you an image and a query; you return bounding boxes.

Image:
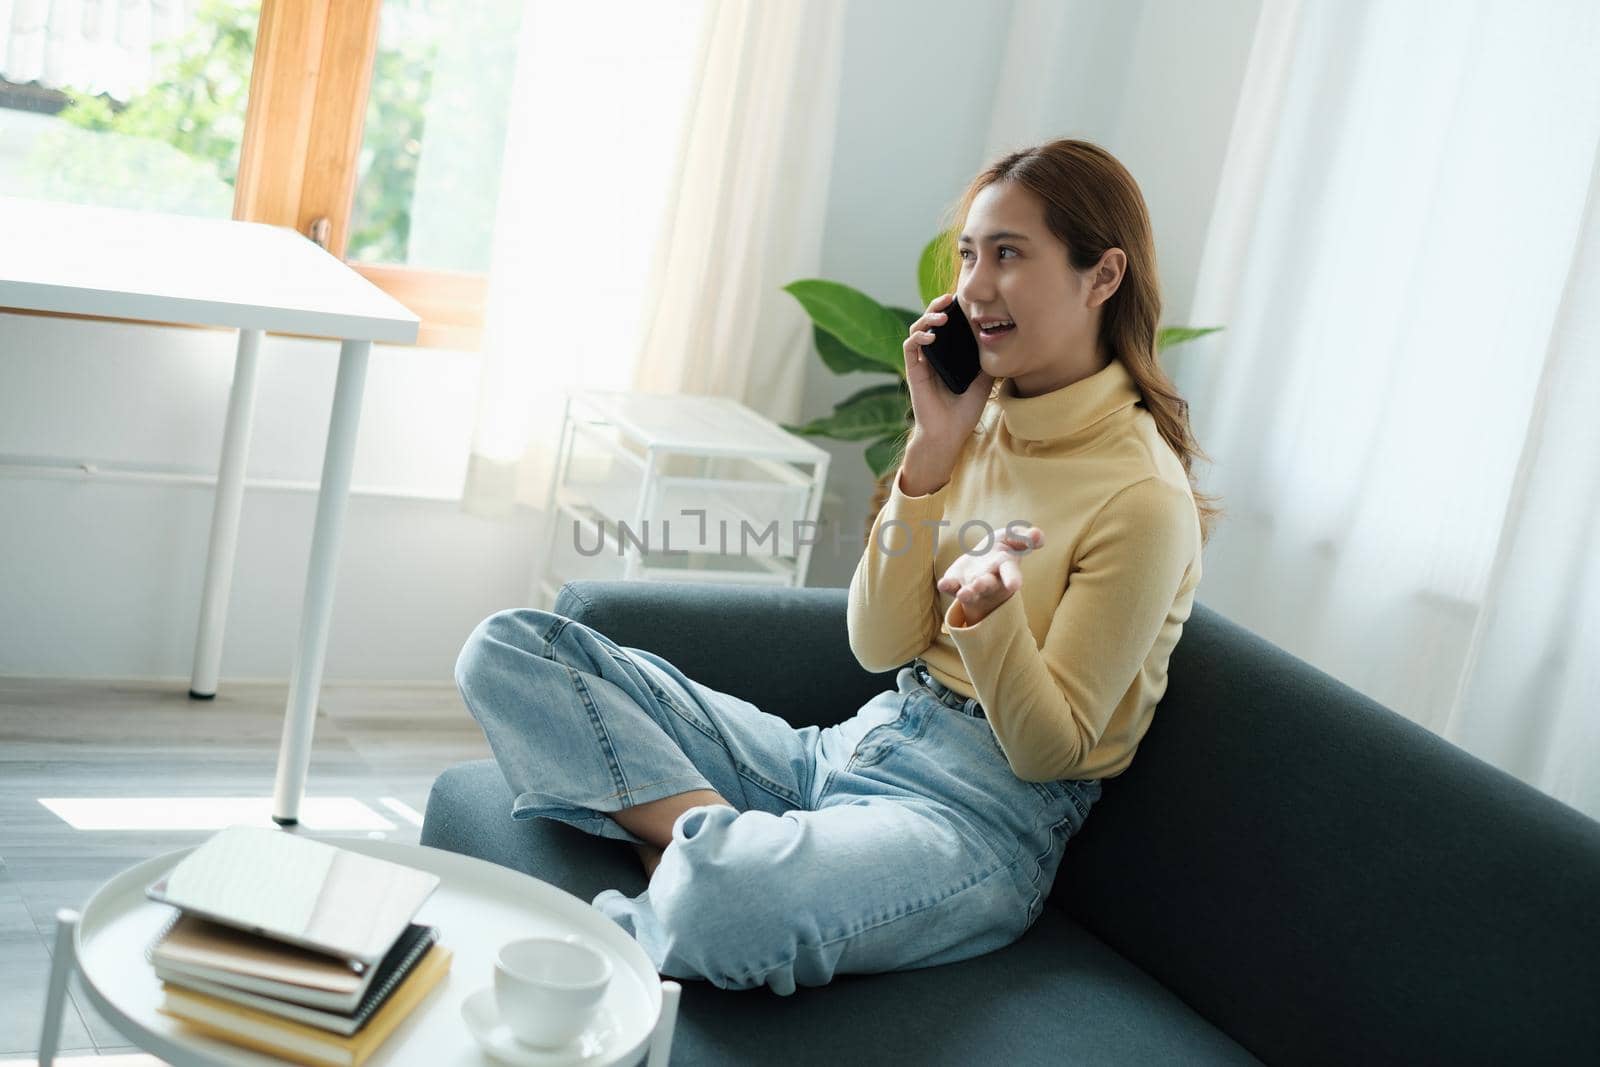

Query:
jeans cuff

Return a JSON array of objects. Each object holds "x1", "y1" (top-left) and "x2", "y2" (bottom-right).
[{"x1": 510, "y1": 773, "x2": 716, "y2": 847}]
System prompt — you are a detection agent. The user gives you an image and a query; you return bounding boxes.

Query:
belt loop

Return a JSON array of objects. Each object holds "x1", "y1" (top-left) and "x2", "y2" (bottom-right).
[{"x1": 916, "y1": 660, "x2": 981, "y2": 716}]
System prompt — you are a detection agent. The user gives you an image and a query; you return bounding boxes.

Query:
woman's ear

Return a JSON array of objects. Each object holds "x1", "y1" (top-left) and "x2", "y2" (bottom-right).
[{"x1": 1088, "y1": 248, "x2": 1127, "y2": 308}]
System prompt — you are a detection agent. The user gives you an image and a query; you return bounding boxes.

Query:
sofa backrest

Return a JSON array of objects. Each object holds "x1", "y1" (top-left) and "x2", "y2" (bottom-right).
[
  {"x1": 553, "y1": 580, "x2": 898, "y2": 728},
  {"x1": 1057, "y1": 600, "x2": 1600, "y2": 1065}
]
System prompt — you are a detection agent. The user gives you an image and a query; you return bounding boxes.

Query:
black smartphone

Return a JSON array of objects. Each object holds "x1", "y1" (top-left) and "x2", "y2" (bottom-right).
[{"x1": 920, "y1": 295, "x2": 983, "y2": 394}]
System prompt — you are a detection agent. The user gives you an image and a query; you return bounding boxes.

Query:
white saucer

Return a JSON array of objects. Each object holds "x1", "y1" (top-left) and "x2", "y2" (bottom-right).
[{"x1": 461, "y1": 986, "x2": 624, "y2": 1065}]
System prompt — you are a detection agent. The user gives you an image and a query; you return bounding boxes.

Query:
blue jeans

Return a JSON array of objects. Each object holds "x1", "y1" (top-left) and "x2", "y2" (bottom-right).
[{"x1": 453, "y1": 608, "x2": 1102, "y2": 995}]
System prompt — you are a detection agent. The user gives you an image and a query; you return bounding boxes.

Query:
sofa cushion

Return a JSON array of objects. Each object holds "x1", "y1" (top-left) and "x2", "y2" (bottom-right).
[{"x1": 422, "y1": 759, "x2": 1262, "y2": 1066}]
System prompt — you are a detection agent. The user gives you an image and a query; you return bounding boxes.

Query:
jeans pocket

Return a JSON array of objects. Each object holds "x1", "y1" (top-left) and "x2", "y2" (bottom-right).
[
  {"x1": 1027, "y1": 777, "x2": 1071, "y2": 805},
  {"x1": 1028, "y1": 776, "x2": 1104, "y2": 822},
  {"x1": 1014, "y1": 812, "x2": 1077, "y2": 922},
  {"x1": 845, "y1": 695, "x2": 913, "y2": 770},
  {"x1": 849, "y1": 696, "x2": 936, "y2": 770}
]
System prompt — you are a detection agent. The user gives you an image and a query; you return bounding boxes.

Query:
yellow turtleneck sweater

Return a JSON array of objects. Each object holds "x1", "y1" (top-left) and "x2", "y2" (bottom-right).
[{"x1": 846, "y1": 357, "x2": 1203, "y2": 782}]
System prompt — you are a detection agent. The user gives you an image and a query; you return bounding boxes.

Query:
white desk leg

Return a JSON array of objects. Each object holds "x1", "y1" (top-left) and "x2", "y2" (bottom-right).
[
  {"x1": 38, "y1": 908, "x2": 79, "y2": 1067},
  {"x1": 646, "y1": 979, "x2": 681, "y2": 1066},
  {"x1": 189, "y1": 327, "x2": 263, "y2": 699},
  {"x1": 271, "y1": 338, "x2": 371, "y2": 825}
]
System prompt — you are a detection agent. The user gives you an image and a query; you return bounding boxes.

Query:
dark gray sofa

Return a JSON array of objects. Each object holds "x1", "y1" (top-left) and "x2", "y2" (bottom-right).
[{"x1": 421, "y1": 579, "x2": 1600, "y2": 1066}]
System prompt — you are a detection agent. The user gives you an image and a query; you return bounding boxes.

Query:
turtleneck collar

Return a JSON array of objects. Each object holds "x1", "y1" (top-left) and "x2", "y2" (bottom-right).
[{"x1": 997, "y1": 357, "x2": 1143, "y2": 442}]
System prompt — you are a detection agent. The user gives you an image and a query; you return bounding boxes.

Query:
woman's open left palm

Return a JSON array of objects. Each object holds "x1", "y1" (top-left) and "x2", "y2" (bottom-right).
[{"x1": 937, "y1": 525, "x2": 1044, "y2": 626}]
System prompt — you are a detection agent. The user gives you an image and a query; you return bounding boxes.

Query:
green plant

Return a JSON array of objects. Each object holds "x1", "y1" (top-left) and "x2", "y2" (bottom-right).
[{"x1": 780, "y1": 229, "x2": 1223, "y2": 479}]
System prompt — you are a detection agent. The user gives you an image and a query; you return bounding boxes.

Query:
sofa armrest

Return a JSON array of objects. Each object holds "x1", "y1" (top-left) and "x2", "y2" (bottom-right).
[{"x1": 551, "y1": 579, "x2": 898, "y2": 729}]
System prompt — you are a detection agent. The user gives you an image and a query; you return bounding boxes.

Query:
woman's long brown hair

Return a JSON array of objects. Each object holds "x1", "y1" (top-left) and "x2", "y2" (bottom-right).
[{"x1": 899, "y1": 138, "x2": 1224, "y2": 546}]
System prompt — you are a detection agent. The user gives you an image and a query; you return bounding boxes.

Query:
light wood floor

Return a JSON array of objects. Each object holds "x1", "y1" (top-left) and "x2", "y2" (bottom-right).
[{"x1": 0, "y1": 676, "x2": 491, "y2": 1061}]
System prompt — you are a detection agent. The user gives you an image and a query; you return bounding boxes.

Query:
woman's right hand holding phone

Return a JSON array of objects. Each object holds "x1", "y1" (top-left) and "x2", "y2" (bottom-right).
[{"x1": 900, "y1": 292, "x2": 996, "y2": 495}]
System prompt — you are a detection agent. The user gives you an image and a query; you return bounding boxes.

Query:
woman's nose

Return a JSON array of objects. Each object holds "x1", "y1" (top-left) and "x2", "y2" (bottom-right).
[
  {"x1": 957, "y1": 284, "x2": 996, "y2": 309},
  {"x1": 958, "y1": 269, "x2": 998, "y2": 304}
]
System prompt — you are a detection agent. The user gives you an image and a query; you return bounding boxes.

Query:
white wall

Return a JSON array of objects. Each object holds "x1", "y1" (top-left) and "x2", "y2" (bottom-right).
[
  {"x1": 0, "y1": 0, "x2": 1262, "y2": 682},
  {"x1": 0, "y1": 311, "x2": 539, "y2": 682},
  {"x1": 803, "y1": 0, "x2": 1265, "y2": 588}
]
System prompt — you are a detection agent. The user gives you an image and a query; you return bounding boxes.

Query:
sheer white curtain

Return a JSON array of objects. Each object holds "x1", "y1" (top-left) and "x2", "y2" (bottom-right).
[
  {"x1": 462, "y1": 0, "x2": 708, "y2": 517},
  {"x1": 1178, "y1": 0, "x2": 1600, "y2": 817},
  {"x1": 463, "y1": 0, "x2": 846, "y2": 519},
  {"x1": 0, "y1": 0, "x2": 191, "y2": 101},
  {"x1": 627, "y1": 0, "x2": 845, "y2": 409}
]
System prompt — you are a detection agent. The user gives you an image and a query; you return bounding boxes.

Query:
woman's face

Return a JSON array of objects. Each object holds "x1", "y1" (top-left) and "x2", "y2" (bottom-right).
[{"x1": 955, "y1": 180, "x2": 1123, "y2": 397}]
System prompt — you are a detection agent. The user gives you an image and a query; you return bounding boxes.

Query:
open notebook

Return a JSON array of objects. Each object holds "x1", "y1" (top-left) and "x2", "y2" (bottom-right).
[{"x1": 146, "y1": 826, "x2": 440, "y2": 966}]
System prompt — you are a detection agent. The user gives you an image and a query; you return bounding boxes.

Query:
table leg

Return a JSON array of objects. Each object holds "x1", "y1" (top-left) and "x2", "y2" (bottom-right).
[
  {"x1": 646, "y1": 979, "x2": 681, "y2": 1066},
  {"x1": 271, "y1": 339, "x2": 371, "y2": 825},
  {"x1": 189, "y1": 328, "x2": 263, "y2": 699},
  {"x1": 38, "y1": 908, "x2": 80, "y2": 1067}
]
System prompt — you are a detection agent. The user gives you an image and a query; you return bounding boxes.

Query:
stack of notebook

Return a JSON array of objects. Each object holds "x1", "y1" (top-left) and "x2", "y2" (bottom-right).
[{"x1": 144, "y1": 825, "x2": 452, "y2": 1067}]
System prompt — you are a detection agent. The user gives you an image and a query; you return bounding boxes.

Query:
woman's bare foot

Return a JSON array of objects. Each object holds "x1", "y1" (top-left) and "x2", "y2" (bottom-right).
[{"x1": 632, "y1": 841, "x2": 664, "y2": 879}]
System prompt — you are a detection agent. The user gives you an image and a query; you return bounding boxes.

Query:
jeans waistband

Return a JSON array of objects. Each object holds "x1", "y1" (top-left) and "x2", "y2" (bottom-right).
[{"x1": 912, "y1": 660, "x2": 986, "y2": 719}]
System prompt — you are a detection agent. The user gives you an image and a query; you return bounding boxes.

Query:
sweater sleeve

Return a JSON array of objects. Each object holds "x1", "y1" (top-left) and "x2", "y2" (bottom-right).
[
  {"x1": 846, "y1": 467, "x2": 952, "y2": 673},
  {"x1": 944, "y1": 476, "x2": 1197, "y2": 781}
]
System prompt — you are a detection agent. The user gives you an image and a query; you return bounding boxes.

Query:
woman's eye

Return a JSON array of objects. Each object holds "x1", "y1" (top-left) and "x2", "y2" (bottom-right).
[{"x1": 958, "y1": 247, "x2": 1017, "y2": 260}]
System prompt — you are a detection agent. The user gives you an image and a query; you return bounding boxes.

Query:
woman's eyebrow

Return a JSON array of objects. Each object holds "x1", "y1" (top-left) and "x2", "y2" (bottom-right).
[{"x1": 958, "y1": 231, "x2": 1032, "y2": 244}]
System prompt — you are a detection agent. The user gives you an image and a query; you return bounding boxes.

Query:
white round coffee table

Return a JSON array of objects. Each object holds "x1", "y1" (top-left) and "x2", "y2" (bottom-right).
[{"x1": 37, "y1": 837, "x2": 682, "y2": 1066}]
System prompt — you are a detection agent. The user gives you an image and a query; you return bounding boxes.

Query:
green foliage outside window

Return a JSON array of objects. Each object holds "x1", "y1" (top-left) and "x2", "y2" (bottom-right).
[{"x1": 29, "y1": 0, "x2": 433, "y2": 264}]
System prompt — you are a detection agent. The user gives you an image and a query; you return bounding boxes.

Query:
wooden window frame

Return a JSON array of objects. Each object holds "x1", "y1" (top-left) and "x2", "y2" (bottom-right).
[{"x1": 233, "y1": 0, "x2": 486, "y2": 350}]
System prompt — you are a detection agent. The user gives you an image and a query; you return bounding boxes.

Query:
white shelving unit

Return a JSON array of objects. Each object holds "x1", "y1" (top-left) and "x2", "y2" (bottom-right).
[{"x1": 532, "y1": 390, "x2": 831, "y2": 609}]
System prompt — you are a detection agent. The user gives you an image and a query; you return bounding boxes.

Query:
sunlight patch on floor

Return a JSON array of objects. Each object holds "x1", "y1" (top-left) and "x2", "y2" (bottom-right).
[{"x1": 36, "y1": 796, "x2": 396, "y2": 831}]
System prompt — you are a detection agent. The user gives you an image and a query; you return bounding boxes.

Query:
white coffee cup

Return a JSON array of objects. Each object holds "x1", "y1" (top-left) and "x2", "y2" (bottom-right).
[{"x1": 493, "y1": 935, "x2": 613, "y2": 1048}]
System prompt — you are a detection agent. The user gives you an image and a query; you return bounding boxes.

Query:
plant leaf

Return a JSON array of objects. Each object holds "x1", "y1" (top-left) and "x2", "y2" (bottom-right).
[
  {"x1": 785, "y1": 382, "x2": 908, "y2": 441},
  {"x1": 865, "y1": 431, "x2": 908, "y2": 478},
  {"x1": 1157, "y1": 325, "x2": 1225, "y2": 351},
  {"x1": 918, "y1": 230, "x2": 957, "y2": 307},
  {"x1": 783, "y1": 279, "x2": 907, "y2": 371},
  {"x1": 813, "y1": 323, "x2": 885, "y2": 375},
  {"x1": 886, "y1": 305, "x2": 922, "y2": 341}
]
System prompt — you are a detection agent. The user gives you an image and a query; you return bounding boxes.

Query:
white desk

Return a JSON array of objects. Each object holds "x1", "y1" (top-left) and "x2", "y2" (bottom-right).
[{"x1": 0, "y1": 196, "x2": 421, "y2": 825}]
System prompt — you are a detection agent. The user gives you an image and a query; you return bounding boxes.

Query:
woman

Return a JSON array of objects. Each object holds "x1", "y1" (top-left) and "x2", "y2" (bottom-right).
[{"x1": 453, "y1": 138, "x2": 1220, "y2": 996}]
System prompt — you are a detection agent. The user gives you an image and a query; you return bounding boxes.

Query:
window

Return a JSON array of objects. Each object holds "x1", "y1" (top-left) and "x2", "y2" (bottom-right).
[
  {"x1": 0, "y1": 0, "x2": 259, "y2": 218},
  {"x1": 346, "y1": 0, "x2": 523, "y2": 274},
  {"x1": 0, "y1": 0, "x2": 522, "y2": 350}
]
